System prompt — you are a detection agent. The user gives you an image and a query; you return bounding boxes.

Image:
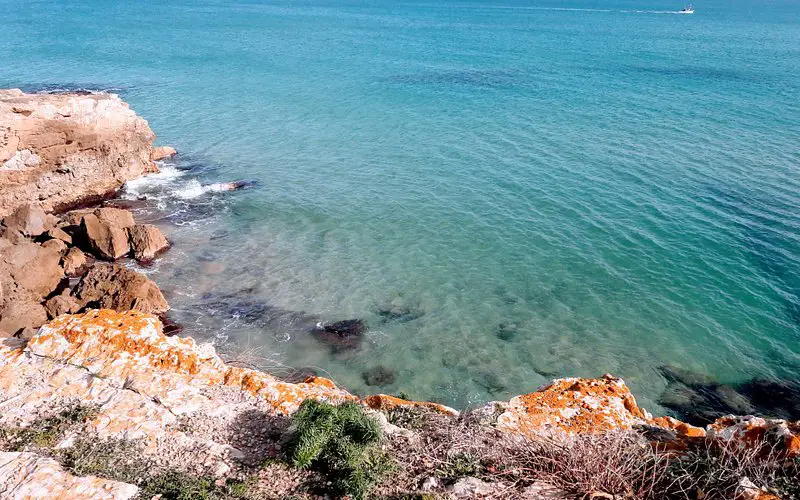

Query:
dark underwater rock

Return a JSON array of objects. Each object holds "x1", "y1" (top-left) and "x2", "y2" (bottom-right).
[
  {"x1": 311, "y1": 319, "x2": 366, "y2": 351},
  {"x1": 376, "y1": 306, "x2": 424, "y2": 323},
  {"x1": 658, "y1": 365, "x2": 799, "y2": 426},
  {"x1": 362, "y1": 365, "x2": 396, "y2": 386},
  {"x1": 495, "y1": 322, "x2": 518, "y2": 342}
]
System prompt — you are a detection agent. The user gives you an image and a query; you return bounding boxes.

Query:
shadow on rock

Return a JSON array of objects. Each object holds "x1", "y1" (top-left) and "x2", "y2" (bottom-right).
[
  {"x1": 226, "y1": 409, "x2": 292, "y2": 466},
  {"x1": 658, "y1": 365, "x2": 800, "y2": 426}
]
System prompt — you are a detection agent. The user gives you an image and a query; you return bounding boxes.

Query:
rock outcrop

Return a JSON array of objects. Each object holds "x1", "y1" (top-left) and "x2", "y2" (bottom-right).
[
  {"x1": 486, "y1": 374, "x2": 706, "y2": 440},
  {"x1": 73, "y1": 264, "x2": 169, "y2": 314},
  {"x1": 0, "y1": 89, "x2": 158, "y2": 217},
  {"x1": 0, "y1": 452, "x2": 138, "y2": 499}
]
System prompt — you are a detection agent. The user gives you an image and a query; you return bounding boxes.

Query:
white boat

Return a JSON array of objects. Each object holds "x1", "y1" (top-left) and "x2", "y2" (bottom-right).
[{"x1": 679, "y1": 5, "x2": 694, "y2": 14}]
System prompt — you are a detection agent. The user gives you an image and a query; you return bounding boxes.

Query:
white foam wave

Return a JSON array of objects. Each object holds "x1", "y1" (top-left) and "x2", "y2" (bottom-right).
[
  {"x1": 173, "y1": 180, "x2": 241, "y2": 199},
  {"x1": 123, "y1": 164, "x2": 185, "y2": 197}
]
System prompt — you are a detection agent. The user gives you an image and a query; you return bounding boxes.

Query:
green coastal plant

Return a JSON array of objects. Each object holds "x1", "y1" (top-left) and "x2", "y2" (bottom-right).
[
  {"x1": 288, "y1": 399, "x2": 392, "y2": 498},
  {"x1": 1, "y1": 402, "x2": 98, "y2": 452}
]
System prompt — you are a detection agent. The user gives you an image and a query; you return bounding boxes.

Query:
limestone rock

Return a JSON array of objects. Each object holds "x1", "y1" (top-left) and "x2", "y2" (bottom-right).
[
  {"x1": 363, "y1": 394, "x2": 459, "y2": 416},
  {"x1": 73, "y1": 263, "x2": 169, "y2": 314},
  {"x1": 707, "y1": 415, "x2": 800, "y2": 458},
  {"x1": 488, "y1": 374, "x2": 705, "y2": 438},
  {"x1": 1, "y1": 203, "x2": 51, "y2": 236},
  {"x1": 0, "y1": 452, "x2": 138, "y2": 499},
  {"x1": 81, "y1": 212, "x2": 130, "y2": 260},
  {"x1": 128, "y1": 223, "x2": 169, "y2": 261},
  {"x1": 450, "y1": 477, "x2": 495, "y2": 498},
  {"x1": 0, "y1": 89, "x2": 158, "y2": 217},
  {"x1": 150, "y1": 145, "x2": 177, "y2": 161},
  {"x1": 62, "y1": 247, "x2": 88, "y2": 276}
]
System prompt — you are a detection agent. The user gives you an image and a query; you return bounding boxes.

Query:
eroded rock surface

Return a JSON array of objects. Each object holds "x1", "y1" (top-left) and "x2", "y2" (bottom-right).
[
  {"x1": 0, "y1": 89, "x2": 157, "y2": 217},
  {"x1": 72, "y1": 263, "x2": 169, "y2": 314},
  {"x1": 487, "y1": 374, "x2": 706, "y2": 438},
  {"x1": 0, "y1": 452, "x2": 138, "y2": 499}
]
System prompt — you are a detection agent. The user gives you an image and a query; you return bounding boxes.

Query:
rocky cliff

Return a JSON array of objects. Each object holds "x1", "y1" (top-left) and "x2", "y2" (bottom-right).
[
  {"x1": 0, "y1": 89, "x2": 160, "y2": 217},
  {"x1": 1, "y1": 310, "x2": 797, "y2": 498}
]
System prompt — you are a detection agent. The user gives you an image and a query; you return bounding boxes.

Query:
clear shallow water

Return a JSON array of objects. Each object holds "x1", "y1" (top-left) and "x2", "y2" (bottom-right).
[{"x1": 3, "y1": 0, "x2": 799, "y2": 413}]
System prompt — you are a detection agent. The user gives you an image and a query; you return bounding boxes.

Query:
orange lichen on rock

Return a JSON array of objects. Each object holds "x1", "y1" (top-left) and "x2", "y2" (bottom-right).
[
  {"x1": 26, "y1": 309, "x2": 353, "y2": 415},
  {"x1": 492, "y1": 374, "x2": 706, "y2": 439},
  {"x1": 363, "y1": 394, "x2": 459, "y2": 416},
  {"x1": 708, "y1": 415, "x2": 800, "y2": 458}
]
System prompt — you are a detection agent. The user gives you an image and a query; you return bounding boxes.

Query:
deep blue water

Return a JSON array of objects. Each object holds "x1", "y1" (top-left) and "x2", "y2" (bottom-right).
[{"x1": 2, "y1": 0, "x2": 799, "y2": 413}]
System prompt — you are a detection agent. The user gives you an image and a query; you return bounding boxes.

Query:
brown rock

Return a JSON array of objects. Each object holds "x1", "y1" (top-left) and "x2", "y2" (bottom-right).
[
  {"x1": 62, "y1": 247, "x2": 88, "y2": 276},
  {"x1": 0, "y1": 240, "x2": 63, "y2": 298},
  {"x1": 73, "y1": 263, "x2": 169, "y2": 314},
  {"x1": 1, "y1": 203, "x2": 51, "y2": 236},
  {"x1": 45, "y1": 226, "x2": 72, "y2": 245},
  {"x1": 0, "y1": 299, "x2": 48, "y2": 336},
  {"x1": 150, "y1": 146, "x2": 177, "y2": 161},
  {"x1": 0, "y1": 89, "x2": 157, "y2": 218},
  {"x1": 45, "y1": 293, "x2": 80, "y2": 319},
  {"x1": 58, "y1": 208, "x2": 93, "y2": 227},
  {"x1": 81, "y1": 213, "x2": 130, "y2": 260},
  {"x1": 94, "y1": 207, "x2": 135, "y2": 229},
  {"x1": 41, "y1": 238, "x2": 69, "y2": 255},
  {"x1": 128, "y1": 224, "x2": 169, "y2": 261}
]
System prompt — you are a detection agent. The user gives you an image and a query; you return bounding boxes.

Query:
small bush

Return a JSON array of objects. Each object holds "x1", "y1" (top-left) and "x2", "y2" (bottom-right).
[
  {"x1": 663, "y1": 440, "x2": 800, "y2": 499},
  {"x1": 437, "y1": 452, "x2": 481, "y2": 481},
  {"x1": 288, "y1": 399, "x2": 392, "y2": 498},
  {"x1": 506, "y1": 431, "x2": 668, "y2": 498}
]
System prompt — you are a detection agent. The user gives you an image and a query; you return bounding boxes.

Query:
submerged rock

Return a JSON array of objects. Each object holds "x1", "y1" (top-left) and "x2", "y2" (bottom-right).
[
  {"x1": 658, "y1": 365, "x2": 800, "y2": 425},
  {"x1": 362, "y1": 365, "x2": 396, "y2": 386},
  {"x1": 311, "y1": 319, "x2": 366, "y2": 351}
]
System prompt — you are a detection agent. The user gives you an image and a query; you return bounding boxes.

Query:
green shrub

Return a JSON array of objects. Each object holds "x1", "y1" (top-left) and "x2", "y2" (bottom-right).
[
  {"x1": 288, "y1": 400, "x2": 392, "y2": 498},
  {"x1": 437, "y1": 452, "x2": 481, "y2": 481}
]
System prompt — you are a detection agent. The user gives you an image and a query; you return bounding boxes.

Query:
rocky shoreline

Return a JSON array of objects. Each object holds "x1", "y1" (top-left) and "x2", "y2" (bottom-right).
[{"x1": 1, "y1": 90, "x2": 798, "y2": 499}]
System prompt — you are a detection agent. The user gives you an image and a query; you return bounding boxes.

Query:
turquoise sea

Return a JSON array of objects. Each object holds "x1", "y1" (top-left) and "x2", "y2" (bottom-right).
[{"x1": 3, "y1": 0, "x2": 799, "y2": 414}]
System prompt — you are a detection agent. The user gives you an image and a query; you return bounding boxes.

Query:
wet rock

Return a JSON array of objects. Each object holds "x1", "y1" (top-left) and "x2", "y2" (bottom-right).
[
  {"x1": 150, "y1": 145, "x2": 177, "y2": 161},
  {"x1": 127, "y1": 224, "x2": 169, "y2": 262},
  {"x1": 362, "y1": 365, "x2": 396, "y2": 386},
  {"x1": 73, "y1": 263, "x2": 169, "y2": 314},
  {"x1": 80, "y1": 211, "x2": 131, "y2": 260},
  {"x1": 1, "y1": 203, "x2": 52, "y2": 237},
  {"x1": 41, "y1": 238, "x2": 68, "y2": 255},
  {"x1": 0, "y1": 299, "x2": 48, "y2": 336},
  {"x1": 62, "y1": 247, "x2": 88, "y2": 276},
  {"x1": 310, "y1": 319, "x2": 366, "y2": 351}
]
